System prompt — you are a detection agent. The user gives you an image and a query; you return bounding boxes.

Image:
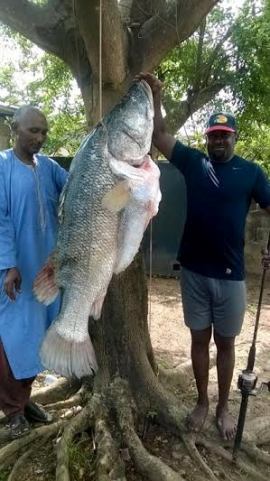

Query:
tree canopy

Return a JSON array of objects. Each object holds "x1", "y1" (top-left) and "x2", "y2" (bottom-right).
[
  {"x1": 0, "y1": 0, "x2": 218, "y2": 124},
  {"x1": 1, "y1": 0, "x2": 270, "y2": 173},
  {"x1": 158, "y1": 0, "x2": 270, "y2": 171}
]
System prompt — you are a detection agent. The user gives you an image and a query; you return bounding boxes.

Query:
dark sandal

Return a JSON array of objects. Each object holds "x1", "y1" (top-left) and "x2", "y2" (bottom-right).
[
  {"x1": 8, "y1": 414, "x2": 31, "y2": 438},
  {"x1": 24, "y1": 401, "x2": 53, "y2": 424}
]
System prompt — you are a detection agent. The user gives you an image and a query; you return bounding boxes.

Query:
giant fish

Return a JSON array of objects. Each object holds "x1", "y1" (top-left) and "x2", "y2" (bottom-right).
[{"x1": 33, "y1": 80, "x2": 161, "y2": 378}]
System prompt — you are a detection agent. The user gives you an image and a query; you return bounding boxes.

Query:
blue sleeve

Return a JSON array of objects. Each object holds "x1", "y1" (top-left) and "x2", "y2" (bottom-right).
[
  {"x1": 51, "y1": 159, "x2": 69, "y2": 193},
  {"x1": 169, "y1": 140, "x2": 201, "y2": 175},
  {"x1": 252, "y1": 165, "x2": 270, "y2": 208},
  {"x1": 0, "y1": 156, "x2": 17, "y2": 270}
]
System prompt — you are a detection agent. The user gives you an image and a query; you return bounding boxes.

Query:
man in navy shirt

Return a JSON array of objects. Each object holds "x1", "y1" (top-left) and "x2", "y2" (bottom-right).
[{"x1": 137, "y1": 73, "x2": 270, "y2": 440}]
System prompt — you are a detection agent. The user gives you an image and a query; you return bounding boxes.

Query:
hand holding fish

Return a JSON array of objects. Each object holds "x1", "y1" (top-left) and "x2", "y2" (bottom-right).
[{"x1": 135, "y1": 72, "x2": 163, "y2": 96}]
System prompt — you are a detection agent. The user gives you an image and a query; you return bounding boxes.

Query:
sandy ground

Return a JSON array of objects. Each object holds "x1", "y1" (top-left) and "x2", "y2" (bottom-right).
[{"x1": 149, "y1": 274, "x2": 270, "y2": 415}]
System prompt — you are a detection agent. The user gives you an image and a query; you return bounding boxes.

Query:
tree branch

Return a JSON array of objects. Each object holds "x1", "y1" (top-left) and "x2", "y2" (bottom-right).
[
  {"x1": 202, "y1": 25, "x2": 234, "y2": 85},
  {"x1": 194, "y1": 18, "x2": 207, "y2": 91},
  {"x1": 0, "y1": 0, "x2": 92, "y2": 90},
  {"x1": 0, "y1": 1, "x2": 70, "y2": 59},
  {"x1": 163, "y1": 82, "x2": 226, "y2": 133},
  {"x1": 129, "y1": 0, "x2": 164, "y2": 25},
  {"x1": 131, "y1": 0, "x2": 220, "y2": 72}
]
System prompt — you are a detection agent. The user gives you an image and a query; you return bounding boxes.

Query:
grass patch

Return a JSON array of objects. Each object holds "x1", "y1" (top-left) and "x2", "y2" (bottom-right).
[
  {"x1": 0, "y1": 469, "x2": 10, "y2": 481},
  {"x1": 69, "y1": 438, "x2": 95, "y2": 481}
]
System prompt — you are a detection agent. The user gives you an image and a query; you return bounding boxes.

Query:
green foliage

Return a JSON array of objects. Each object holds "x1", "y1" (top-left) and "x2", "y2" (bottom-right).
[
  {"x1": 0, "y1": 24, "x2": 86, "y2": 155},
  {"x1": 156, "y1": 0, "x2": 270, "y2": 174},
  {"x1": 30, "y1": 0, "x2": 48, "y2": 4},
  {"x1": 231, "y1": 0, "x2": 270, "y2": 125},
  {"x1": 184, "y1": 131, "x2": 207, "y2": 153},
  {"x1": 156, "y1": 3, "x2": 235, "y2": 106},
  {"x1": 0, "y1": 469, "x2": 9, "y2": 481},
  {"x1": 236, "y1": 125, "x2": 270, "y2": 174}
]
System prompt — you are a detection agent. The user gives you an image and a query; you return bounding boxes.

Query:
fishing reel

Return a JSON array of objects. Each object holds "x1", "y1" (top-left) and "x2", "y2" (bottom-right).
[
  {"x1": 237, "y1": 369, "x2": 258, "y2": 395},
  {"x1": 237, "y1": 371, "x2": 270, "y2": 396}
]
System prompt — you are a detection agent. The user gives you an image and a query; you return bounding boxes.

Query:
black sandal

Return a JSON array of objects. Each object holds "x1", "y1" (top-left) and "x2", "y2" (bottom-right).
[
  {"x1": 8, "y1": 414, "x2": 31, "y2": 438},
  {"x1": 24, "y1": 401, "x2": 53, "y2": 424}
]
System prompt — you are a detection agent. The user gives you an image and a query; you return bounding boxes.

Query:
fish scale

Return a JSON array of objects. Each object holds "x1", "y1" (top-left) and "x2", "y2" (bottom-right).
[{"x1": 33, "y1": 80, "x2": 161, "y2": 378}]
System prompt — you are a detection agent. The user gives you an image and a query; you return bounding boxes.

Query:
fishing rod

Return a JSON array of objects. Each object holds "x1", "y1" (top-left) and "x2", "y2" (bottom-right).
[{"x1": 232, "y1": 230, "x2": 270, "y2": 461}]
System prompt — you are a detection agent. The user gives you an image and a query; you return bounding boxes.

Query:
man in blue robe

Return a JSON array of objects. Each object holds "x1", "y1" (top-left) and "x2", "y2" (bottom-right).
[{"x1": 0, "y1": 105, "x2": 68, "y2": 437}]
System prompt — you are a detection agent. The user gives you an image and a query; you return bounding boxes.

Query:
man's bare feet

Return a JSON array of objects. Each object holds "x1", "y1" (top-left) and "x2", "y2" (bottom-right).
[
  {"x1": 186, "y1": 403, "x2": 209, "y2": 433},
  {"x1": 216, "y1": 406, "x2": 236, "y2": 440}
]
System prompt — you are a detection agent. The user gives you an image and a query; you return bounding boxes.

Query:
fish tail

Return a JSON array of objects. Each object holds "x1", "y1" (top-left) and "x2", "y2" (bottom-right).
[
  {"x1": 33, "y1": 256, "x2": 59, "y2": 305},
  {"x1": 40, "y1": 324, "x2": 98, "y2": 378}
]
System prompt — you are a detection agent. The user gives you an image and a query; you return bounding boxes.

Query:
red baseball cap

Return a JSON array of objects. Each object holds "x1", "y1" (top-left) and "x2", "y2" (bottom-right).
[{"x1": 205, "y1": 113, "x2": 237, "y2": 134}]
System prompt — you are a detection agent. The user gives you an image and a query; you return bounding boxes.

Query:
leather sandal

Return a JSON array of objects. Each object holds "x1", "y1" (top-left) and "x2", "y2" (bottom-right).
[
  {"x1": 24, "y1": 401, "x2": 53, "y2": 424},
  {"x1": 8, "y1": 414, "x2": 31, "y2": 438}
]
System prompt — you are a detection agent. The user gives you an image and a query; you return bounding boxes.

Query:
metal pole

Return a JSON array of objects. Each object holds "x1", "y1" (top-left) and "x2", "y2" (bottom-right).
[
  {"x1": 232, "y1": 230, "x2": 270, "y2": 461},
  {"x1": 233, "y1": 393, "x2": 249, "y2": 456}
]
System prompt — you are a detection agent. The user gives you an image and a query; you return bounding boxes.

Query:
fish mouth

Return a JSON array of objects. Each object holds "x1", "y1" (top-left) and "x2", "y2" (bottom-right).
[
  {"x1": 132, "y1": 159, "x2": 145, "y2": 167},
  {"x1": 129, "y1": 155, "x2": 150, "y2": 168}
]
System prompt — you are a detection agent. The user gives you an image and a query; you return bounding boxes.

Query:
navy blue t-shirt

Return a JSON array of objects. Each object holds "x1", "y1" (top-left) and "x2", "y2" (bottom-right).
[{"x1": 170, "y1": 141, "x2": 270, "y2": 280}]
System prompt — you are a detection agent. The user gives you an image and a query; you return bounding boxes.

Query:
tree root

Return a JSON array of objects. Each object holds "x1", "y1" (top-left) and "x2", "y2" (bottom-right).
[
  {"x1": 124, "y1": 424, "x2": 185, "y2": 481},
  {"x1": 0, "y1": 420, "x2": 65, "y2": 468},
  {"x1": 45, "y1": 392, "x2": 82, "y2": 411},
  {"x1": 158, "y1": 354, "x2": 216, "y2": 391},
  {"x1": 198, "y1": 438, "x2": 270, "y2": 481},
  {"x1": 31, "y1": 377, "x2": 81, "y2": 405},
  {"x1": 0, "y1": 427, "x2": 12, "y2": 445},
  {"x1": 111, "y1": 378, "x2": 185, "y2": 481},
  {"x1": 130, "y1": 350, "x2": 188, "y2": 434},
  {"x1": 1, "y1": 371, "x2": 270, "y2": 481},
  {"x1": 7, "y1": 447, "x2": 34, "y2": 481},
  {"x1": 182, "y1": 435, "x2": 219, "y2": 481},
  {"x1": 7, "y1": 433, "x2": 51, "y2": 481},
  {"x1": 241, "y1": 443, "x2": 270, "y2": 465},
  {"x1": 93, "y1": 394, "x2": 126, "y2": 481},
  {"x1": 56, "y1": 404, "x2": 94, "y2": 481}
]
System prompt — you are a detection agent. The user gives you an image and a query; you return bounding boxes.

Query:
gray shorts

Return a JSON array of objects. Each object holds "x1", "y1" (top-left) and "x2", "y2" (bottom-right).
[{"x1": 180, "y1": 267, "x2": 246, "y2": 337}]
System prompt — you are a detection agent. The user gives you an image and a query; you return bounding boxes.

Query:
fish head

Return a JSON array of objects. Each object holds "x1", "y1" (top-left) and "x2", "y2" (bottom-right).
[{"x1": 106, "y1": 80, "x2": 154, "y2": 166}]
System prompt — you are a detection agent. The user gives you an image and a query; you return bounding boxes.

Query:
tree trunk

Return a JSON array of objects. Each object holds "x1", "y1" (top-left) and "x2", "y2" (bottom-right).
[{"x1": 89, "y1": 254, "x2": 158, "y2": 400}]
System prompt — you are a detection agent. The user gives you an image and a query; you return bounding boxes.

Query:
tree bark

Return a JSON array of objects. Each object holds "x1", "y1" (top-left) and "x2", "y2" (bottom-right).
[{"x1": 89, "y1": 253, "x2": 157, "y2": 398}]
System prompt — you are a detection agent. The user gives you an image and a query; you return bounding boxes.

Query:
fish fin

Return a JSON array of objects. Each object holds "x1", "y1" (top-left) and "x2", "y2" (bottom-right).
[
  {"x1": 33, "y1": 256, "x2": 59, "y2": 305},
  {"x1": 102, "y1": 181, "x2": 130, "y2": 212},
  {"x1": 90, "y1": 294, "x2": 106, "y2": 320},
  {"x1": 109, "y1": 157, "x2": 146, "y2": 182},
  {"x1": 40, "y1": 324, "x2": 98, "y2": 378}
]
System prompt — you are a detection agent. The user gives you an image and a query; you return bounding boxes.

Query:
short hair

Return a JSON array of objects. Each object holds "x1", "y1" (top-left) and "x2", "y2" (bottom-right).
[{"x1": 11, "y1": 105, "x2": 46, "y2": 131}]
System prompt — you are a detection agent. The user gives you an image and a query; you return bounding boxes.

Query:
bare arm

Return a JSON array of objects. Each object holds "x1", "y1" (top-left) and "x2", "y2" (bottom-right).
[{"x1": 135, "y1": 73, "x2": 176, "y2": 160}]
